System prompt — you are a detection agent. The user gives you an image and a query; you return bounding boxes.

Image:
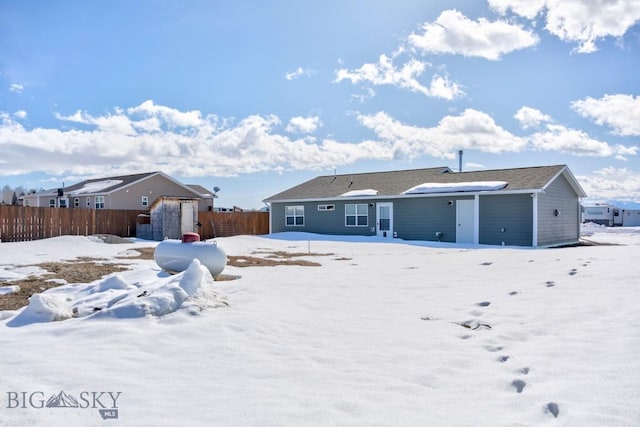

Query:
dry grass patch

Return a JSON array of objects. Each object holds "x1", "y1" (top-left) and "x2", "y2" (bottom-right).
[
  {"x1": 0, "y1": 248, "x2": 156, "y2": 312},
  {"x1": 227, "y1": 255, "x2": 321, "y2": 267},
  {"x1": 0, "y1": 261, "x2": 130, "y2": 311}
]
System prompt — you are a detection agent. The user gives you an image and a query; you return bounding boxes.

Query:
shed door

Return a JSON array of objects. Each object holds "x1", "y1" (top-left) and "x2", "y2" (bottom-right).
[
  {"x1": 456, "y1": 200, "x2": 474, "y2": 243},
  {"x1": 180, "y1": 202, "x2": 194, "y2": 234}
]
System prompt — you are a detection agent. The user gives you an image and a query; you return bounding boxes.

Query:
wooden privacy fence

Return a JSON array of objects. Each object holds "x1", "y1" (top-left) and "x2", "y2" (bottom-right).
[
  {"x1": 198, "y1": 211, "x2": 269, "y2": 239},
  {"x1": 0, "y1": 206, "x2": 145, "y2": 242},
  {"x1": 0, "y1": 205, "x2": 270, "y2": 242}
]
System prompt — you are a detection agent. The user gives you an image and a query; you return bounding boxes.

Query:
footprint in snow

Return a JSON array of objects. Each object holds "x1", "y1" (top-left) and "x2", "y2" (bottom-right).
[
  {"x1": 519, "y1": 367, "x2": 530, "y2": 375},
  {"x1": 477, "y1": 301, "x2": 491, "y2": 307},
  {"x1": 499, "y1": 355, "x2": 510, "y2": 363},
  {"x1": 545, "y1": 402, "x2": 560, "y2": 418},
  {"x1": 480, "y1": 262, "x2": 493, "y2": 266},
  {"x1": 569, "y1": 269, "x2": 578, "y2": 276},
  {"x1": 546, "y1": 281, "x2": 555, "y2": 287},
  {"x1": 509, "y1": 291, "x2": 519, "y2": 296},
  {"x1": 511, "y1": 379, "x2": 526, "y2": 393}
]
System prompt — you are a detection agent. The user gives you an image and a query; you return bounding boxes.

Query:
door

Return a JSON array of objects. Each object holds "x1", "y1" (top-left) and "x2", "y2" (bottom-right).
[
  {"x1": 180, "y1": 202, "x2": 194, "y2": 234},
  {"x1": 377, "y1": 202, "x2": 393, "y2": 238},
  {"x1": 456, "y1": 200, "x2": 474, "y2": 243}
]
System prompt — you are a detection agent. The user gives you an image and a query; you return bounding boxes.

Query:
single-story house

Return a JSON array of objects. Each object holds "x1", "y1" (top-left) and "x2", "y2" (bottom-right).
[
  {"x1": 22, "y1": 171, "x2": 213, "y2": 212},
  {"x1": 263, "y1": 164, "x2": 587, "y2": 248}
]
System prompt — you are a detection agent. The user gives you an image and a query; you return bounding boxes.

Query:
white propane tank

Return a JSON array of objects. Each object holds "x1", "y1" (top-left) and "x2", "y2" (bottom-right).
[{"x1": 154, "y1": 238, "x2": 227, "y2": 276}]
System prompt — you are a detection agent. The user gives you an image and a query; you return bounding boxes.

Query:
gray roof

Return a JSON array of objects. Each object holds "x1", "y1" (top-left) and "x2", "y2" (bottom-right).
[
  {"x1": 33, "y1": 171, "x2": 203, "y2": 198},
  {"x1": 187, "y1": 184, "x2": 214, "y2": 197},
  {"x1": 264, "y1": 165, "x2": 587, "y2": 202}
]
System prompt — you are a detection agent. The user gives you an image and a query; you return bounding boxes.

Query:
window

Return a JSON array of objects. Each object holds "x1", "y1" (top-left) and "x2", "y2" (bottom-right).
[
  {"x1": 141, "y1": 196, "x2": 149, "y2": 207},
  {"x1": 317, "y1": 204, "x2": 335, "y2": 211},
  {"x1": 285, "y1": 205, "x2": 304, "y2": 226},
  {"x1": 59, "y1": 198, "x2": 68, "y2": 208},
  {"x1": 95, "y1": 196, "x2": 105, "y2": 209},
  {"x1": 345, "y1": 204, "x2": 368, "y2": 226},
  {"x1": 74, "y1": 198, "x2": 80, "y2": 208},
  {"x1": 86, "y1": 197, "x2": 91, "y2": 207},
  {"x1": 49, "y1": 199, "x2": 55, "y2": 208}
]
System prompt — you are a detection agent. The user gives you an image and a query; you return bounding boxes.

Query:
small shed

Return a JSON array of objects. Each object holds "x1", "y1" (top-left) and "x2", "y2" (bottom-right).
[{"x1": 137, "y1": 196, "x2": 200, "y2": 240}]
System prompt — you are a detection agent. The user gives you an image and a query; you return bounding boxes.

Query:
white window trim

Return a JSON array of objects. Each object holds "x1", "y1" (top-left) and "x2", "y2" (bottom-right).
[
  {"x1": 285, "y1": 205, "x2": 305, "y2": 227},
  {"x1": 95, "y1": 196, "x2": 105, "y2": 209},
  {"x1": 317, "y1": 204, "x2": 335, "y2": 211},
  {"x1": 345, "y1": 203, "x2": 368, "y2": 227},
  {"x1": 142, "y1": 196, "x2": 149, "y2": 207}
]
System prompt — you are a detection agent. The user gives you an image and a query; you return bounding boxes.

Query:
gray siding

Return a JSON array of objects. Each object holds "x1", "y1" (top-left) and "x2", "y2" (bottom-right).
[
  {"x1": 393, "y1": 196, "x2": 471, "y2": 242},
  {"x1": 270, "y1": 201, "x2": 375, "y2": 236},
  {"x1": 479, "y1": 194, "x2": 533, "y2": 246},
  {"x1": 537, "y1": 175, "x2": 580, "y2": 247}
]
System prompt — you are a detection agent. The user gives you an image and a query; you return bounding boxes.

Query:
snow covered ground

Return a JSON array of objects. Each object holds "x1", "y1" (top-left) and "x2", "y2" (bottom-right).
[{"x1": 1, "y1": 227, "x2": 639, "y2": 426}]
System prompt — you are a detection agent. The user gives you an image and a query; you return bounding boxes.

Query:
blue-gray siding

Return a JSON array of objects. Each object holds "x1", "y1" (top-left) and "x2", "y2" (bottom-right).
[
  {"x1": 537, "y1": 175, "x2": 580, "y2": 246},
  {"x1": 271, "y1": 201, "x2": 376, "y2": 236},
  {"x1": 479, "y1": 194, "x2": 533, "y2": 246},
  {"x1": 392, "y1": 196, "x2": 472, "y2": 242}
]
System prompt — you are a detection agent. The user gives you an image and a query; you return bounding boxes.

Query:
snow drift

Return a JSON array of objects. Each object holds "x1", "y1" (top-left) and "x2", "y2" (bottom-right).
[{"x1": 7, "y1": 259, "x2": 227, "y2": 327}]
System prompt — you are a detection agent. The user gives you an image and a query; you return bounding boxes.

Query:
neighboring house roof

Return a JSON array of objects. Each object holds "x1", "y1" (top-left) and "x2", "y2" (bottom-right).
[
  {"x1": 29, "y1": 171, "x2": 203, "y2": 198},
  {"x1": 264, "y1": 165, "x2": 587, "y2": 202},
  {"x1": 187, "y1": 184, "x2": 214, "y2": 197}
]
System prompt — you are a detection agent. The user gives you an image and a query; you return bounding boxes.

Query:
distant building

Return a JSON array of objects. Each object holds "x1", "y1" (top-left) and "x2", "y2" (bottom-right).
[
  {"x1": 581, "y1": 203, "x2": 621, "y2": 226},
  {"x1": 22, "y1": 171, "x2": 213, "y2": 212}
]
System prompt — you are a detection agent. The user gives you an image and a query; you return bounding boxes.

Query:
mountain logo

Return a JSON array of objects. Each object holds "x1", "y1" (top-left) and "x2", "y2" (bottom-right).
[{"x1": 45, "y1": 391, "x2": 80, "y2": 408}]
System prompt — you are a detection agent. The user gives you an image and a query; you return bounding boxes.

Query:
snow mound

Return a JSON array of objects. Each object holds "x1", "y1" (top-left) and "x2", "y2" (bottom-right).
[
  {"x1": 403, "y1": 181, "x2": 508, "y2": 194},
  {"x1": 339, "y1": 189, "x2": 378, "y2": 197},
  {"x1": 6, "y1": 259, "x2": 227, "y2": 327},
  {"x1": 8, "y1": 293, "x2": 74, "y2": 326},
  {"x1": 0, "y1": 285, "x2": 20, "y2": 295}
]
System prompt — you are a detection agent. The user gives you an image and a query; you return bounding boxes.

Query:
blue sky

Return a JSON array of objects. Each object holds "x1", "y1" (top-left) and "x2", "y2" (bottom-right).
[{"x1": 1, "y1": 0, "x2": 639, "y2": 209}]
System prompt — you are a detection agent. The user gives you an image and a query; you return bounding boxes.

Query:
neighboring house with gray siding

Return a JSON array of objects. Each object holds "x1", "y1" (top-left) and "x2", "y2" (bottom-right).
[
  {"x1": 22, "y1": 171, "x2": 209, "y2": 211},
  {"x1": 263, "y1": 165, "x2": 587, "y2": 248}
]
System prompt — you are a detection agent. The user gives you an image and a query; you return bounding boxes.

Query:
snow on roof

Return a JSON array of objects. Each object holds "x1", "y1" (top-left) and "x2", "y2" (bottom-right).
[
  {"x1": 339, "y1": 189, "x2": 378, "y2": 197},
  {"x1": 68, "y1": 180, "x2": 123, "y2": 195},
  {"x1": 403, "y1": 181, "x2": 508, "y2": 195}
]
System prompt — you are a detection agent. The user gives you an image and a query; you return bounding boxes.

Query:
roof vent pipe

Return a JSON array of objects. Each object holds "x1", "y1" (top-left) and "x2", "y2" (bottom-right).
[{"x1": 458, "y1": 150, "x2": 463, "y2": 172}]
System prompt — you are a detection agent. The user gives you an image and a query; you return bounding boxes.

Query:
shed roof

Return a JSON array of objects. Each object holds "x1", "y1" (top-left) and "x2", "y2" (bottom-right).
[{"x1": 264, "y1": 165, "x2": 587, "y2": 202}]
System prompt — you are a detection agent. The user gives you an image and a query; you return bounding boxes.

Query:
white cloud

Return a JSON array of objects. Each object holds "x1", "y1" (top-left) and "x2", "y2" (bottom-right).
[
  {"x1": 285, "y1": 67, "x2": 313, "y2": 80},
  {"x1": 578, "y1": 167, "x2": 640, "y2": 202},
  {"x1": 571, "y1": 94, "x2": 640, "y2": 136},
  {"x1": 9, "y1": 83, "x2": 24, "y2": 93},
  {"x1": 286, "y1": 116, "x2": 321, "y2": 134},
  {"x1": 488, "y1": 0, "x2": 546, "y2": 20},
  {"x1": 357, "y1": 109, "x2": 526, "y2": 160},
  {"x1": 335, "y1": 54, "x2": 463, "y2": 99},
  {"x1": 408, "y1": 9, "x2": 539, "y2": 60},
  {"x1": 127, "y1": 100, "x2": 203, "y2": 127},
  {"x1": 1, "y1": 101, "x2": 634, "y2": 181},
  {"x1": 514, "y1": 106, "x2": 553, "y2": 129},
  {"x1": 489, "y1": 0, "x2": 640, "y2": 53},
  {"x1": 14, "y1": 110, "x2": 27, "y2": 119},
  {"x1": 528, "y1": 123, "x2": 615, "y2": 156}
]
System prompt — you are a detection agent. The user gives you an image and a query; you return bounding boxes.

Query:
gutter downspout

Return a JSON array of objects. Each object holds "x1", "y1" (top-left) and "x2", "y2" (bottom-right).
[{"x1": 532, "y1": 193, "x2": 538, "y2": 248}]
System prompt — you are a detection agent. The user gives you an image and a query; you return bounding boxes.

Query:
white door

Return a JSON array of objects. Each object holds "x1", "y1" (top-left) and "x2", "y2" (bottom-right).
[
  {"x1": 180, "y1": 202, "x2": 194, "y2": 234},
  {"x1": 456, "y1": 200, "x2": 474, "y2": 243},
  {"x1": 377, "y1": 202, "x2": 393, "y2": 238}
]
